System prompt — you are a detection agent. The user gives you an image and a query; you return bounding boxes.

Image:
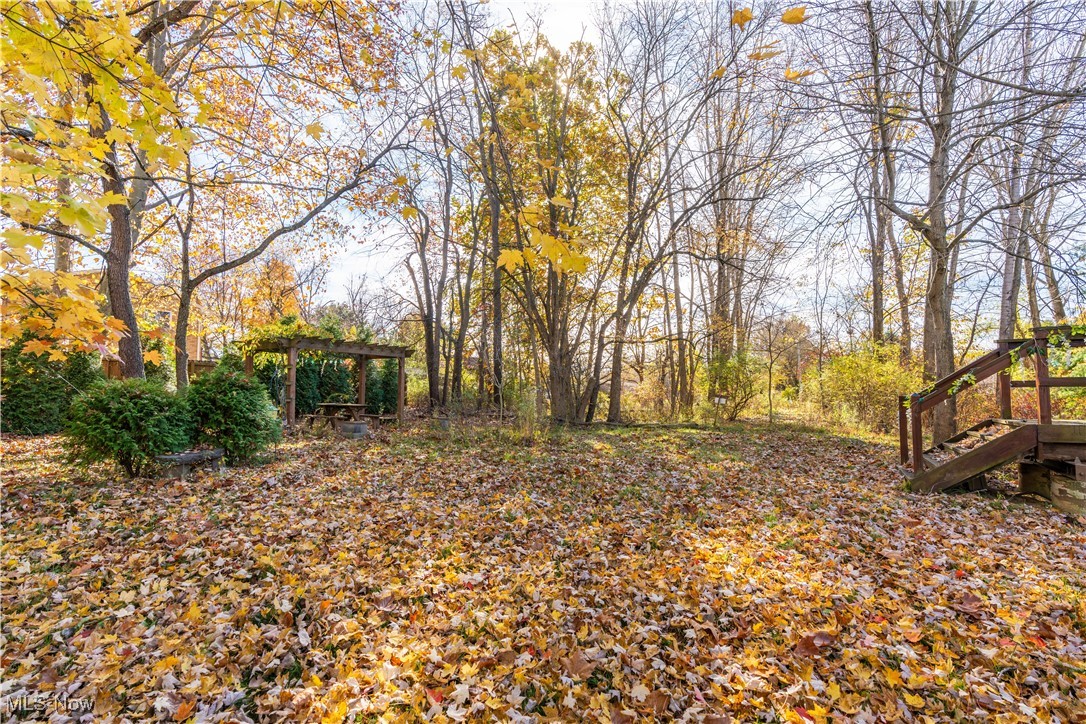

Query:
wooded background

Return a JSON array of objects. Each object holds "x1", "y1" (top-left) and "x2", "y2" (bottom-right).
[{"x1": 3, "y1": 0, "x2": 1084, "y2": 433}]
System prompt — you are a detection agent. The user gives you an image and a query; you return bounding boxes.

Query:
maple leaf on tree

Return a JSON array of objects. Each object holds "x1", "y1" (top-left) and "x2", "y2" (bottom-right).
[
  {"x1": 497, "y1": 249, "x2": 524, "y2": 272},
  {"x1": 731, "y1": 8, "x2": 754, "y2": 30},
  {"x1": 782, "y1": 6, "x2": 809, "y2": 24}
]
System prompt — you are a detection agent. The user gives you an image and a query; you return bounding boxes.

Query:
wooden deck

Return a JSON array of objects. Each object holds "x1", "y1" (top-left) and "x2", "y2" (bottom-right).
[{"x1": 898, "y1": 326, "x2": 1086, "y2": 513}]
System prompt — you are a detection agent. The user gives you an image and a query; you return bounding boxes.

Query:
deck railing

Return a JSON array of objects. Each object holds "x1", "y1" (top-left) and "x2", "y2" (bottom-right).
[{"x1": 899, "y1": 326, "x2": 1086, "y2": 474}]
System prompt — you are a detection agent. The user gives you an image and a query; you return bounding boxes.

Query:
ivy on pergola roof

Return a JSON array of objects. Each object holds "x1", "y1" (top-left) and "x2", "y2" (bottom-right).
[{"x1": 247, "y1": 335, "x2": 413, "y2": 359}]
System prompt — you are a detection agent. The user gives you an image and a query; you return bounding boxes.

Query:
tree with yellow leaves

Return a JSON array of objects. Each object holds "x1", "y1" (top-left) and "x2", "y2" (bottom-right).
[{"x1": 2, "y1": 1, "x2": 201, "y2": 372}]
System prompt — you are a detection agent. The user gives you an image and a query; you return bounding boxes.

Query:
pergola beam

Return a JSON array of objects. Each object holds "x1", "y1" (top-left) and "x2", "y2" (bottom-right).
[{"x1": 251, "y1": 336, "x2": 413, "y2": 359}]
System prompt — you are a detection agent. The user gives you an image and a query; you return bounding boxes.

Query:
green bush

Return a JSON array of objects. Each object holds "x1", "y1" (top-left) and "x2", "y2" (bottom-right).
[
  {"x1": 65, "y1": 379, "x2": 192, "y2": 477},
  {"x1": 804, "y1": 344, "x2": 921, "y2": 432},
  {"x1": 707, "y1": 351, "x2": 761, "y2": 421},
  {"x1": 141, "y1": 331, "x2": 173, "y2": 387},
  {"x1": 295, "y1": 357, "x2": 322, "y2": 415},
  {"x1": 254, "y1": 355, "x2": 357, "y2": 416},
  {"x1": 187, "y1": 365, "x2": 281, "y2": 463},
  {"x1": 1, "y1": 334, "x2": 103, "y2": 434},
  {"x1": 318, "y1": 358, "x2": 354, "y2": 405},
  {"x1": 368, "y1": 358, "x2": 400, "y2": 414}
]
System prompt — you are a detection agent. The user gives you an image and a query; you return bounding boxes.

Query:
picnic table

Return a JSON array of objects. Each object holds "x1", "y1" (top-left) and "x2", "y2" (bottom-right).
[
  {"x1": 311, "y1": 403, "x2": 398, "y2": 430},
  {"x1": 316, "y1": 402, "x2": 369, "y2": 421}
]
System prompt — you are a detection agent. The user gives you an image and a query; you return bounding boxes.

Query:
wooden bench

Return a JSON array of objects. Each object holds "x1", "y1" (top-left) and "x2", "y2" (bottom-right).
[
  {"x1": 358, "y1": 413, "x2": 397, "y2": 423},
  {"x1": 156, "y1": 448, "x2": 224, "y2": 479}
]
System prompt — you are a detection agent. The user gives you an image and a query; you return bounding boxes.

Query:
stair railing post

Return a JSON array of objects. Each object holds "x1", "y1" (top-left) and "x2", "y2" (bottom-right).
[
  {"x1": 996, "y1": 340, "x2": 1012, "y2": 419},
  {"x1": 910, "y1": 393, "x2": 923, "y2": 473},
  {"x1": 898, "y1": 395, "x2": 909, "y2": 465},
  {"x1": 1034, "y1": 332, "x2": 1052, "y2": 425}
]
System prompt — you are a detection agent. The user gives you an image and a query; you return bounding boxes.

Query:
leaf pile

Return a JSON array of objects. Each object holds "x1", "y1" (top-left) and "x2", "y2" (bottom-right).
[{"x1": 2, "y1": 426, "x2": 1084, "y2": 722}]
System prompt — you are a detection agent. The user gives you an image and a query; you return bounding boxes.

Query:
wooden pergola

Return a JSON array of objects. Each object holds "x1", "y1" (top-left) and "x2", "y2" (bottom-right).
[{"x1": 243, "y1": 335, "x2": 412, "y2": 427}]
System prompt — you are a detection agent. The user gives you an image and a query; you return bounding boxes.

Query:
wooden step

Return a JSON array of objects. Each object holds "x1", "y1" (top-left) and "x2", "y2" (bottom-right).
[{"x1": 912, "y1": 424, "x2": 1039, "y2": 494}]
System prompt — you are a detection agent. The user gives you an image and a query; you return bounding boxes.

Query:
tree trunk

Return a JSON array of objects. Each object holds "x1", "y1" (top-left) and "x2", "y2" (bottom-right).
[
  {"x1": 1034, "y1": 199, "x2": 1067, "y2": 322},
  {"x1": 672, "y1": 233, "x2": 689, "y2": 413},
  {"x1": 998, "y1": 205, "x2": 1024, "y2": 341},
  {"x1": 54, "y1": 175, "x2": 73, "y2": 273},
  {"x1": 606, "y1": 230, "x2": 634, "y2": 422},
  {"x1": 887, "y1": 218, "x2": 911, "y2": 357},
  {"x1": 870, "y1": 141, "x2": 886, "y2": 343},
  {"x1": 105, "y1": 199, "x2": 144, "y2": 378},
  {"x1": 487, "y1": 160, "x2": 503, "y2": 407},
  {"x1": 1023, "y1": 243, "x2": 1041, "y2": 329},
  {"x1": 606, "y1": 311, "x2": 629, "y2": 423},
  {"x1": 549, "y1": 340, "x2": 577, "y2": 423},
  {"x1": 175, "y1": 285, "x2": 192, "y2": 389}
]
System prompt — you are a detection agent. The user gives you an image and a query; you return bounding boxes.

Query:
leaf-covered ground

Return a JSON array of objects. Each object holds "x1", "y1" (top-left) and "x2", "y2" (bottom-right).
[{"x1": 2, "y1": 425, "x2": 1084, "y2": 722}]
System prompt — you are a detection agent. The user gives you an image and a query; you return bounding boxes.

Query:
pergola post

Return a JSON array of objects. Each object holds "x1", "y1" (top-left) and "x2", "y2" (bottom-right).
[
  {"x1": 357, "y1": 356, "x2": 367, "y2": 407},
  {"x1": 397, "y1": 355, "x2": 405, "y2": 424},
  {"x1": 286, "y1": 343, "x2": 298, "y2": 427}
]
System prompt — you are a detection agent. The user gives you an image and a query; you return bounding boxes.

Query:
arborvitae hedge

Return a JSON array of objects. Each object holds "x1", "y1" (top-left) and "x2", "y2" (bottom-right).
[{"x1": 1, "y1": 334, "x2": 103, "y2": 434}]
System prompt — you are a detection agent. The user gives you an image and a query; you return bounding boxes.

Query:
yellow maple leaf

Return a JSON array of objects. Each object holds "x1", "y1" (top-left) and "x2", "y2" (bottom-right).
[
  {"x1": 2, "y1": 227, "x2": 43, "y2": 249},
  {"x1": 451, "y1": 65, "x2": 468, "y2": 80},
  {"x1": 562, "y1": 252, "x2": 589, "y2": 274},
  {"x1": 785, "y1": 67, "x2": 815, "y2": 82},
  {"x1": 731, "y1": 8, "x2": 753, "y2": 29},
  {"x1": 420, "y1": 118, "x2": 435, "y2": 130},
  {"x1": 884, "y1": 666, "x2": 903, "y2": 687},
  {"x1": 321, "y1": 700, "x2": 347, "y2": 724},
  {"x1": 181, "y1": 601, "x2": 201, "y2": 624},
  {"x1": 782, "y1": 6, "x2": 808, "y2": 24},
  {"x1": 496, "y1": 249, "x2": 523, "y2": 272},
  {"x1": 749, "y1": 50, "x2": 783, "y2": 61},
  {"x1": 144, "y1": 349, "x2": 165, "y2": 365},
  {"x1": 305, "y1": 122, "x2": 324, "y2": 140},
  {"x1": 903, "y1": 692, "x2": 925, "y2": 708},
  {"x1": 153, "y1": 656, "x2": 181, "y2": 673},
  {"x1": 400, "y1": 206, "x2": 419, "y2": 220}
]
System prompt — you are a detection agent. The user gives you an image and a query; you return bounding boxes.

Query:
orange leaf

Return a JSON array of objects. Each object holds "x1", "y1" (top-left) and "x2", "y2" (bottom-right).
[{"x1": 173, "y1": 699, "x2": 196, "y2": 721}]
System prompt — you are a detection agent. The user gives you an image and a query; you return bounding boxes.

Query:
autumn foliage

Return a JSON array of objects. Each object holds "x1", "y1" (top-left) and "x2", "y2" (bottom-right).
[{"x1": 4, "y1": 426, "x2": 1085, "y2": 720}]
